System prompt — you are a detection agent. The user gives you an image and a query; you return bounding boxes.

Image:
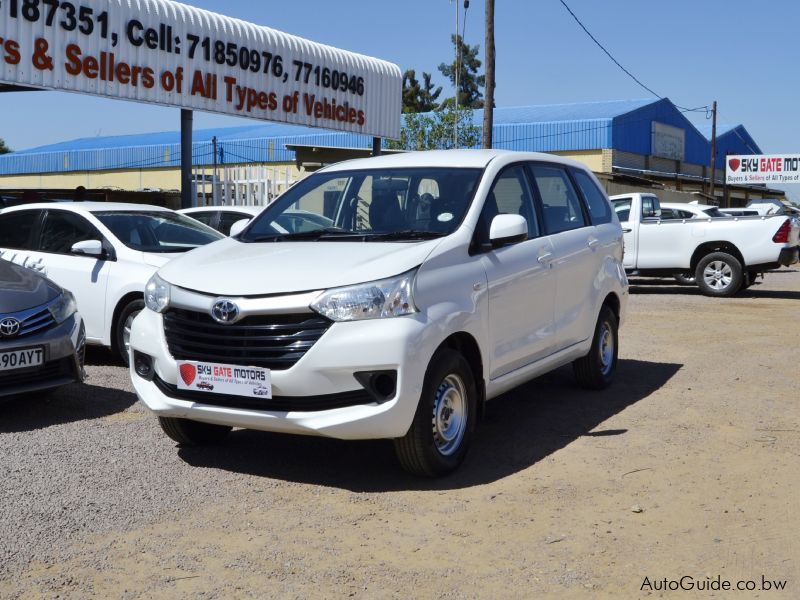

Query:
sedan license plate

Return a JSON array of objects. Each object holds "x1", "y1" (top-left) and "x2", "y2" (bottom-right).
[
  {"x1": 176, "y1": 361, "x2": 272, "y2": 399},
  {"x1": 0, "y1": 347, "x2": 44, "y2": 372}
]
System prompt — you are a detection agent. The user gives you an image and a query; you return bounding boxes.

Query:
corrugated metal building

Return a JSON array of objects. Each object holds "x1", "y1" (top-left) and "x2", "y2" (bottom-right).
[{"x1": 0, "y1": 97, "x2": 778, "y2": 205}]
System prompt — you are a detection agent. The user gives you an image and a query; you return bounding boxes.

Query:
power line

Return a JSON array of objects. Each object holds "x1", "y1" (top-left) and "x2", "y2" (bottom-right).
[{"x1": 556, "y1": 0, "x2": 708, "y2": 114}]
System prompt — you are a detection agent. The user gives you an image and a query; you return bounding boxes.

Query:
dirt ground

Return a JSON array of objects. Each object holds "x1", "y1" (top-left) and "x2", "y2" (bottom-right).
[{"x1": 2, "y1": 270, "x2": 799, "y2": 599}]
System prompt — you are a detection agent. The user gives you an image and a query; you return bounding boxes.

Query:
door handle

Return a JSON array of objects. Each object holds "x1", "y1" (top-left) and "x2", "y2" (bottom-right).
[
  {"x1": 622, "y1": 228, "x2": 632, "y2": 233},
  {"x1": 587, "y1": 237, "x2": 600, "y2": 249},
  {"x1": 537, "y1": 251, "x2": 553, "y2": 265}
]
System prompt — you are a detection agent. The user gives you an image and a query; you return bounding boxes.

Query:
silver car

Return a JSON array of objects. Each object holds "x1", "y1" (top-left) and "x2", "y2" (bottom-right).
[{"x1": 0, "y1": 259, "x2": 85, "y2": 398}]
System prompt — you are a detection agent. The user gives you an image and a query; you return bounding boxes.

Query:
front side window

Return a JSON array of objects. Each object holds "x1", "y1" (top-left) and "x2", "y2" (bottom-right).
[
  {"x1": 572, "y1": 170, "x2": 612, "y2": 225},
  {"x1": 39, "y1": 210, "x2": 101, "y2": 255},
  {"x1": 240, "y1": 167, "x2": 483, "y2": 242},
  {"x1": 483, "y1": 165, "x2": 539, "y2": 238},
  {"x1": 0, "y1": 210, "x2": 42, "y2": 250},
  {"x1": 94, "y1": 211, "x2": 223, "y2": 253},
  {"x1": 529, "y1": 165, "x2": 587, "y2": 234}
]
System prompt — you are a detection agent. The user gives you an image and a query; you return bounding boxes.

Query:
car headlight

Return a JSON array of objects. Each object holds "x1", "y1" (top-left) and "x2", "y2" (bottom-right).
[
  {"x1": 310, "y1": 270, "x2": 417, "y2": 322},
  {"x1": 145, "y1": 274, "x2": 171, "y2": 313},
  {"x1": 48, "y1": 290, "x2": 77, "y2": 324}
]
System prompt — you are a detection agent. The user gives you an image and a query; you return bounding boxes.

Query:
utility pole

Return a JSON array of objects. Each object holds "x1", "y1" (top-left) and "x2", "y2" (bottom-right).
[
  {"x1": 482, "y1": 0, "x2": 495, "y2": 149},
  {"x1": 709, "y1": 100, "x2": 718, "y2": 203},
  {"x1": 454, "y1": 0, "x2": 460, "y2": 148}
]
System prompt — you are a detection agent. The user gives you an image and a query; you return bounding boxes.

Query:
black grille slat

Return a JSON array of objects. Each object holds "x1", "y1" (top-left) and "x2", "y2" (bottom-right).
[
  {"x1": 163, "y1": 308, "x2": 331, "y2": 370},
  {"x1": 17, "y1": 308, "x2": 57, "y2": 337},
  {"x1": 0, "y1": 358, "x2": 75, "y2": 387},
  {"x1": 153, "y1": 375, "x2": 372, "y2": 412}
]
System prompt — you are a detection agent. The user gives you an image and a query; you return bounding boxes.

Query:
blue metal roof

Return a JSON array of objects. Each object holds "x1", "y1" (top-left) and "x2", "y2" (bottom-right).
[
  {"x1": 0, "y1": 98, "x2": 761, "y2": 175},
  {"x1": 696, "y1": 123, "x2": 762, "y2": 168}
]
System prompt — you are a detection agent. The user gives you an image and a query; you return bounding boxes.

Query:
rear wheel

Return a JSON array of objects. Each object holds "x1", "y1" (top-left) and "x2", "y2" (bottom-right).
[
  {"x1": 673, "y1": 272, "x2": 696, "y2": 285},
  {"x1": 114, "y1": 299, "x2": 144, "y2": 366},
  {"x1": 394, "y1": 348, "x2": 477, "y2": 477},
  {"x1": 158, "y1": 417, "x2": 232, "y2": 446},
  {"x1": 573, "y1": 305, "x2": 619, "y2": 390},
  {"x1": 695, "y1": 252, "x2": 743, "y2": 297}
]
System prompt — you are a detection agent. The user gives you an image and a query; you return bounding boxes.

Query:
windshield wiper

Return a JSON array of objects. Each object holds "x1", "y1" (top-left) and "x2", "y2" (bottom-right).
[
  {"x1": 244, "y1": 228, "x2": 367, "y2": 242},
  {"x1": 364, "y1": 230, "x2": 447, "y2": 241}
]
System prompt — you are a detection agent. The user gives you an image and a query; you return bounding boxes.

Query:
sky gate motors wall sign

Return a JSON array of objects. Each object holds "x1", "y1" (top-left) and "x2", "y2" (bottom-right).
[
  {"x1": 726, "y1": 154, "x2": 800, "y2": 185},
  {"x1": 0, "y1": 0, "x2": 402, "y2": 139}
]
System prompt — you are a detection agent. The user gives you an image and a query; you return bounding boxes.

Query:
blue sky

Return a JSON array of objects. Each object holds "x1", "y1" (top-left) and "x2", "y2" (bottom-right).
[{"x1": 2, "y1": 0, "x2": 799, "y2": 195}]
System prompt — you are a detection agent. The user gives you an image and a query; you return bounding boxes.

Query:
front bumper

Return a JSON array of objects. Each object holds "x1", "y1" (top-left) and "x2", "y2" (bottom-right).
[
  {"x1": 778, "y1": 246, "x2": 799, "y2": 267},
  {"x1": 0, "y1": 314, "x2": 85, "y2": 399},
  {"x1": 129, "y1": 308, "x2": 436, "y2": 440}
]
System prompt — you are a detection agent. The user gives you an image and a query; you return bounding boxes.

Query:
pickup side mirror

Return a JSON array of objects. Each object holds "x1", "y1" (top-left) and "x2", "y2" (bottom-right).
[
  {"x1": 489, "y1": 214, "x2": 528, "y2": 248},
  {"x1": 71, "y1": 239, "x2": 105, "y2": 257},
  {"x1": 229, "y1": 218, "x2": 251, "y2": 237}
]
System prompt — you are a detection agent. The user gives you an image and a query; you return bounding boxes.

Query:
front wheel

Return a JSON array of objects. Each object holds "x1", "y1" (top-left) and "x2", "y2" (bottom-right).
[
  {"x1": 573, "y1": 305, "x2": 619, "y2": 390},
  {"x1": 394, "y1": 348, "x2": 478, "y2": 477},
  {"x1": 695, "y1": 252, "x2": 743, "y2": 297},
  {"x1": 159, "y1": 417, "x2": 232, "y2": 446},
  {"x1": 114, "y1": 299, "x2": 144, "y2": 366}
]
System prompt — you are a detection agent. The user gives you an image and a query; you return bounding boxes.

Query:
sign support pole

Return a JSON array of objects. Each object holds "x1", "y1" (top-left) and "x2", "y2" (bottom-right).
[
  {"x1": 372, "y1": 137, "x2": 381, "y2": 157},
  {"x1": 709, "y1": 100, "x2": 717, "y2": 204},
  {"x1": 181, "y1": 109, "x2": 193, "y2": 209}
]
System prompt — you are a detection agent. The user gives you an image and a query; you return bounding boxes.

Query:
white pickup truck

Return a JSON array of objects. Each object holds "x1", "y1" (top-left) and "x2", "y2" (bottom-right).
[{"x1": 610, "y1": 193, "x2": 800, "y2": 296}]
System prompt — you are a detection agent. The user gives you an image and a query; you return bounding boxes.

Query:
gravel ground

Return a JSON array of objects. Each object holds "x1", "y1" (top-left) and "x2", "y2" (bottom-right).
[{"x1": 1, "y1": 269, "x2": 799, "y2": 598}]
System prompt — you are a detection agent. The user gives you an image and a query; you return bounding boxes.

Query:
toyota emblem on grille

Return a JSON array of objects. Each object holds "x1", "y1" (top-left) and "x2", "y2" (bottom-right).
[
  {"x1": 0, "y1": 317, "x2": 21, "y2": 337},
  {"x1": 211, "y1": 299, "x2": 240, "y2": 324}
]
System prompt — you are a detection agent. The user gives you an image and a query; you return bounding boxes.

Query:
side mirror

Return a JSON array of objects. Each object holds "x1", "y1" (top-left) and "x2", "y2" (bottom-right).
[
  {"x1": 489, "y1": 214, "x2": 528, "y2": 248},
  {"x1": 229, "y1": 218, "x2": 251, "y2": 237},
  {"x1": 71, "y1": 239, "x2": 105, "y2": 257}
]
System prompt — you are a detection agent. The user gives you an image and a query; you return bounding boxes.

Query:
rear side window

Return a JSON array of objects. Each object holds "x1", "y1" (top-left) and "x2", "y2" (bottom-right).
[
  {"x1": 572, "y1": 170, "x2": 612, "y2": 224},
  {"x1": 611, "y1": 198, "x2": 632, "y2": 222},
  {"x1": 529, "y1": 165, "x2": 587, "y2": 234},
  {"x1": 39, "y1": 210, "x2": 102, "y2": 255},
  {"x1": 0, "y1": 210, "x2": 42, "y2": 250}
]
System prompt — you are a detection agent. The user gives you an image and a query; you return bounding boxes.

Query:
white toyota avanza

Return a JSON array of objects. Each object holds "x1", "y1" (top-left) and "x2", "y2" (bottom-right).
[{"x1": 130, "y1": 150, "x2": 628, "y2": 476}]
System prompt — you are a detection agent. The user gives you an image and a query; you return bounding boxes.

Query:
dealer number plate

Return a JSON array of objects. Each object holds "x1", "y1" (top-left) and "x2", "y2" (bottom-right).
[
  {"x1": 0, "y1": 347, "x2": 44, "y2": 372},
  {"x1": 176, "y1": 361, "x2": 272, "y2": 399}
]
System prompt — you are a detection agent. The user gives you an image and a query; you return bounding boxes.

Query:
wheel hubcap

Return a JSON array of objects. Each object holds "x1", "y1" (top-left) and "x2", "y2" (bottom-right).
[
  {"x1": 599, "y1": 322, "x2": 615, "y2": 375},
  {"x1": 702, "y1": 261, "x2": 733, "y2": 290},
  {"x1": 431, "y1": 374, "x2": 468, "y2": 456},
  {"x1": 123, "y1": 310, "x2": 141, "y2": 357}
]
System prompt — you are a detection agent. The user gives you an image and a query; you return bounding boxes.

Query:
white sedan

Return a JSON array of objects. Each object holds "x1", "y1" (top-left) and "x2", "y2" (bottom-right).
[{"x1": 0, "y1": 202, "x2": 223, "y2": 363}]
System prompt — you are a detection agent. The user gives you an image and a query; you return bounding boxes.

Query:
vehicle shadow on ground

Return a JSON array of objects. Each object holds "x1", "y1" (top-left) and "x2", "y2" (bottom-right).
[
  {"x1": 629, "y1": 280, "x2": 800, "y2": 300},
  {"x1": 0, "y1": 382, "x2": 137, "y2": 433},
  {"x1": 177, "y1": 358, "x2": 682, "y2": 491},
  {"x1": 84, "y1": 346, "x2": 124, "y2": 367}
]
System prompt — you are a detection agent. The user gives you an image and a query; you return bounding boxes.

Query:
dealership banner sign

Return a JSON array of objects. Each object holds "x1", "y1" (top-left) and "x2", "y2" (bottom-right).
[
  {"x1": 726, "y1": 154, "x2": 800, "y2": 184},
  {"x1": 0, "y1": 0, "x2": 402, "y2": 138}
]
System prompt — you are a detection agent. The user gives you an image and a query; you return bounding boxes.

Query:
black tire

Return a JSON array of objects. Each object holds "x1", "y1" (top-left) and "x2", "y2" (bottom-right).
[
  {"x1": 694, "y1": 252, "x2": 743, "y2": 297},
  {"x1": 673, "y1": 272, "x2": 696, "y2": 285},
  {"x1": 158, "y1": 416, "x2": 232, "y2": 446},
  {"x1": 114, "y1": 299, "x2": 144, "y2": 366},
  {"x1": 394, "y1": 348, "x2": 478, "y2": 477},
  {"x1": 573, "y1": 305, "x2": 619, "y2": 390}
]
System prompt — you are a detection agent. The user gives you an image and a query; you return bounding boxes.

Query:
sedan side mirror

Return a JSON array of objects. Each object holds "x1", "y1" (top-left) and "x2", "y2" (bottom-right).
[
  {"x1": 489, "y1": 214, "x2": 528, "y2": 248},
  {"x1": 229, "y1": 218, "x2": 251, "y2": 237},
  {"x1": 71, "y1": 239, "x2": 105, "y2": 257}
]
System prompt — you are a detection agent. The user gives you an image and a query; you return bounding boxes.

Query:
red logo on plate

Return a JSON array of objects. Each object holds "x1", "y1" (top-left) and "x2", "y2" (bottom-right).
[
  {"x1": 728, "y1": 158, "x2": 741, "y2": 172},
  {"x1": 179, "y1": 363, "x2": 196, "y2": 385}
]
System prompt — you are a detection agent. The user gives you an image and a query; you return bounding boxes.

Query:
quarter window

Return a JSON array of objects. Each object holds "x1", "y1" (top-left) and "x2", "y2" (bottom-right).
[
  {"x1": 529, "y1": 165, "x2": 587, "y2": 234},
  {"x1": 0, "y1": 210, "x2": 42, "y2": 250}
]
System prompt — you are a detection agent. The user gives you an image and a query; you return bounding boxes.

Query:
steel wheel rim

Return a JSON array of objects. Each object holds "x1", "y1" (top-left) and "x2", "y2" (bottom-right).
[
  {"x1": 123, "y1": 310, "x2": 141, "y2": 357},
  {"x1": 432, "y1": 374, "x2": 468, "y2": 456},
  {"x1": 703, "y1": 261, "x2": 733, "y2": 290},
  {"x1": 599, "y1": 322, "x2": 615, "y2": 375}
]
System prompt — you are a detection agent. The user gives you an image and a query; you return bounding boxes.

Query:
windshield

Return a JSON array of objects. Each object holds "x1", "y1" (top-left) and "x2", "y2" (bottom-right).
[
  {"x1": 95, "y1": 211, "x2": 224, "y2": 253},
  {"x1": 240, "y1": 167, "x2": 483, "y2": 242}
]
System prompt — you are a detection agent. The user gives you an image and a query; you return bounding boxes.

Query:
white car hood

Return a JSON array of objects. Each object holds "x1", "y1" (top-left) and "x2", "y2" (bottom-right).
[
  {"x1": 140, "y1": 252, "x2": 185, "y2": 269},
  {"x1": 157, "y1": 237, "x2": 442, "y2": 296}
]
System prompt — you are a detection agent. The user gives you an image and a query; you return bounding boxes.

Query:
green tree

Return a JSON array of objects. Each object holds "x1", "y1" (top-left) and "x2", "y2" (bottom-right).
[
  {"x1": 401, "y1": 69, "x2": 442, "y2": 113},
  {"x1": 0, "y1": 138, "x2": 11, "y2": 155},
  {"x1": 387, "y1": 104, "x2": 480, "y2": 151},
  {"x1": 438, "y1": 34, "x2": 485, "y2": 109}
]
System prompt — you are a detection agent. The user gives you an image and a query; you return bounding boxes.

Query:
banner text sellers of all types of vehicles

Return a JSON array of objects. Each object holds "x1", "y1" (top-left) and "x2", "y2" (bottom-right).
[{"x1": 130, "y1": 150, "x2": 628, "y2": 476}]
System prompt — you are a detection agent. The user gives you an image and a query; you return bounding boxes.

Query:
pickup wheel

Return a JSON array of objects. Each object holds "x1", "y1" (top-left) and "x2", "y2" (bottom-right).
[
  {"x1": 394, "y1": 348, "x2": 477, "y2": 477},
  {"x1": 114, "y1": 299, "x2": 144, "y2": 366},
  {"x1": 695, "y1": 252, "x2": 743, "y2": 297},
  {"x1": 573, "y1": 305, "x2": 618, "y2": 390},
  {"x1": 158, "y1": 417, "x2": 232, "y2": 446},
  {"x1": 673, "y1": 272, "x2": 696, "y2": 285}
]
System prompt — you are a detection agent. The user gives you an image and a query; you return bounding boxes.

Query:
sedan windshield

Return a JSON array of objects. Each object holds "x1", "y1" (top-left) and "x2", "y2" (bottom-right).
[
  {"x1": 239, "y1": 167, "x2": 483, "y2": 242},
  {"x1": 95, "y1": 211, "x2": 224, "y2": 253}
]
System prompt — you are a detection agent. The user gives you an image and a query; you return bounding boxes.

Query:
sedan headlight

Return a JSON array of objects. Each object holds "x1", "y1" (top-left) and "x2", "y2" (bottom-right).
[
  {"x1": 145, "y1": 274, "x2": 171, "y2": 313},
  {"x1": 310, "y1": 270, "x2": 417, "y2": 322},
  {"x1": 48, "y1": 290, "x2": 77, "y2": 324}
]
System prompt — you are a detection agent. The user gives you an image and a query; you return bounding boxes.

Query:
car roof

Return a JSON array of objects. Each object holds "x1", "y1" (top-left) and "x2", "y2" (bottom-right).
[
  {"x1": 0, "y1": 202, "x2": 172, "y2": 215},
  {"x1": 179, "y1": 206, "x2": 263, "y2": 216},
  {"x1": 319, "y1": 149, "x2": 589, "y2": 172}
]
